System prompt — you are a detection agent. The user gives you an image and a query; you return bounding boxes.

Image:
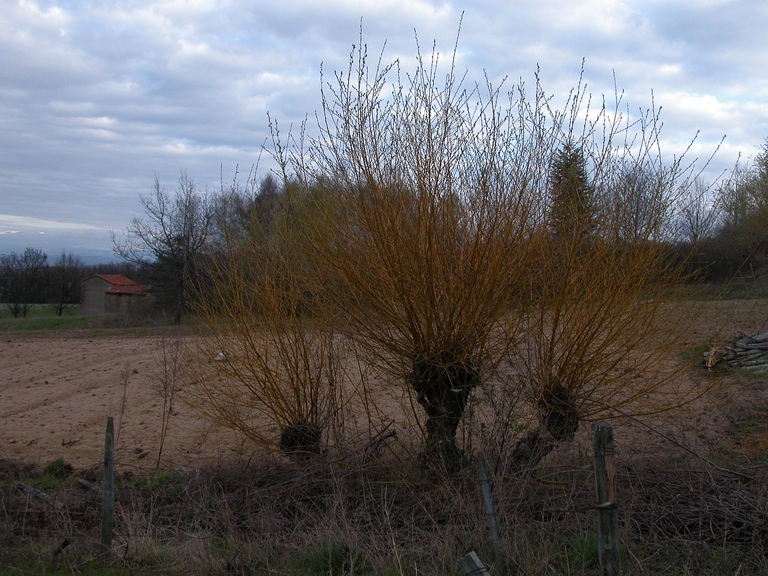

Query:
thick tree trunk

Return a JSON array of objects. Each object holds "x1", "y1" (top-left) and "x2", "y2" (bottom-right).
[
  {"x1": 409, "y1": 360, "x2": 480, "y2": 473},
  {"x1": 280, "y1": 420, "x2": 322, "y2": 462},
  {"x1": 509, "y1": 382, "x2": 581, "y2": 473},
  {"x1": 538, "y1": 382, "x2": 580, "y2": 441}
]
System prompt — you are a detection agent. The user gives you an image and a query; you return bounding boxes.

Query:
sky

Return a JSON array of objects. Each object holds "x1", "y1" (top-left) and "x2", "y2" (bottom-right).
[{"x1": 1, "y1": 0, "x2": 767, "y2": 262}]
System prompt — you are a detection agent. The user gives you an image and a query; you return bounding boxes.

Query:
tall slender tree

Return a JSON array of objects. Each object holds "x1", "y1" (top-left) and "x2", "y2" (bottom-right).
[{"x1": 549, "y1": 140, "x2": 594, "y2": 242}]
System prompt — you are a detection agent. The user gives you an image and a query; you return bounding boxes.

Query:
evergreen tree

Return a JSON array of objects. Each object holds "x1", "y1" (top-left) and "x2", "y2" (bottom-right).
[{"x1": 549, "y1": 141, "x2": 594, "y2": 242}]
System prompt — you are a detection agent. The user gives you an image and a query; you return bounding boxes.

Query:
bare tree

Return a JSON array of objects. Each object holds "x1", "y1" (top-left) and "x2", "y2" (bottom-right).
[
  {"x1": 114, "y1": 172, "x2": 214, "y2": 323},
  {"x1": 50, "y1": 251, "x2": 84, "y2": 316},
  {"x1": 678, "y1": 177, "x2": 717, "y2": 245},
  {"x1": 710, "y1": 141, "x2": 768, "y2": 278},
  {"x1": 192, "y1": 35, "x2": 709, "y2": 475},
  {"x1": 0, "y1": 248, "x2": 48, "y2": 318}
]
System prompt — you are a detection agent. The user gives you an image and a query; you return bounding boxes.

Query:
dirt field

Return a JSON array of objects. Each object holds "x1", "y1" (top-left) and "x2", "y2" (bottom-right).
[
  {"x1": 0, "y1": 331, "x2": 245, "y2": 472},
  {"x1": 2, "y1": 298, "x2": 768, "y2": 474}
]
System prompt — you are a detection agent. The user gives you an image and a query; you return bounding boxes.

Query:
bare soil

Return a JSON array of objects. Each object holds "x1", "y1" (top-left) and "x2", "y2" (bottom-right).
[
  {"x1": 0, "y1": 330, "x2": 243, "y2": 472},
  {"x1": 1, "y1": 298, "x2": 768, "y2": 474}
]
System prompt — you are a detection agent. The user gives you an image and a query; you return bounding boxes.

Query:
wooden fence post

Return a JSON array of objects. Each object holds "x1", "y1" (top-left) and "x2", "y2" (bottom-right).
[
  {"x1": 477, "y1": 450, "x2": 508, "y2": 576},
  {"x1": 459, "y1": 551, "x2": 492, "y2": 576},
  {"x1": 592, "y1": 422, "x2": 620, "y2": 576},
  {"x1": 101, "y1": 416, "x2": 115, "y2": 557}
]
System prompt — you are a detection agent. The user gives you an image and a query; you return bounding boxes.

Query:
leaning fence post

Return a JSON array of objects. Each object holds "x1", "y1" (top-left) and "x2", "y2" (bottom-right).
[
  {"x1": 477, "y1": 450, "x2": 508, "y2": 576},
  {"x1": 101, "y1": 416, "x2": 115, "y2": 557},
  {"x1": 459, "y1": 551, "x2": 492, "y2": 576},
  {"x1": 592, "y1": 422, "x2": 620, "y2": 576}
]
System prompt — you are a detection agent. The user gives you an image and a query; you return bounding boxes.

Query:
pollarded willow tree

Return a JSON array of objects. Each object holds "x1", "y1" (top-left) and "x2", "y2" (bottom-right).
[
  {"x1": 188, "y1": 179, "x2": 349, "y2": 458},
  {"x1": 264, "y1": 43, "x2": 539, "y2": 470},
  {"x1": 506, "y1": 100, "x2": 710, "y2": 471},
  {"x1": 191, "y1": 33, "x2": 708, "y2": 473},
  {"x1": 277, "y1": 39, "x2": 706, "y2": 472}
]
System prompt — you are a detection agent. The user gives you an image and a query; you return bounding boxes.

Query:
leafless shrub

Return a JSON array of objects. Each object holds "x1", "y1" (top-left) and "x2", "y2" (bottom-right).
[
  {"x1": 679, "y1": 176, "x2": 718, "y2": 246},
  {"x1": 152, "y1": 331, "x2": 184, "y2": 469},
  {"x1": 187, "y1": 193, "x2": 353, "y2": 459},
  {"x1": 266, "y1": 35, "x2": 708, "y2": 473}
]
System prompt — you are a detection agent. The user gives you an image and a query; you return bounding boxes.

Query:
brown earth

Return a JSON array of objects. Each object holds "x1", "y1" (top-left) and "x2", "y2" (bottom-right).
[
  {"x1": 0, "y1": 331, "x2": 245, "y2": 473},
  {"x1": 1, "y1": 298, "x2": 768, "y2": 474}
]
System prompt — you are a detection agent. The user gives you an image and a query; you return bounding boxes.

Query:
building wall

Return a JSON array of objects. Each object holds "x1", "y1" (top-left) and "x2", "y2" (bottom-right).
[
  {"x1": 81, "y1": 277, "x2": 111, "y2": 315},
  {"x1": 105, "y1": 293, "x2": 143, "y2": 314}
]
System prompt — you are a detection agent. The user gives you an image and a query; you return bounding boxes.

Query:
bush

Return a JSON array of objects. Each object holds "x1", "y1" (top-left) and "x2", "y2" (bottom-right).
[{"x1": 193, "y1": 34, "x2": 709, "y2": 473}]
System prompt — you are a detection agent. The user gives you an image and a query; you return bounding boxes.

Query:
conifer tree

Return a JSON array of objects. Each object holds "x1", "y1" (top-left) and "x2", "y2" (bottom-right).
[{"x1": 549, "y1": 141, "x2": 594, "y2": 242}]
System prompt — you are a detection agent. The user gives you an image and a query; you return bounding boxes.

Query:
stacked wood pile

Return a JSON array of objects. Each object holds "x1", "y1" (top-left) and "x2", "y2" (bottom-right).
[{"x1": 703, "y1": 332, "x2": 768, "y2": 373}]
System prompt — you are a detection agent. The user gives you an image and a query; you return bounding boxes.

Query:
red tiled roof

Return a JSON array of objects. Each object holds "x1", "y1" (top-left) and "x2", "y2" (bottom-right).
[
  {"x1": 93, "y1": 274, "x2": 136, "y2": 286},
  {"x1": 106, "y1": 284, "x2": 151, "y2": 295}
]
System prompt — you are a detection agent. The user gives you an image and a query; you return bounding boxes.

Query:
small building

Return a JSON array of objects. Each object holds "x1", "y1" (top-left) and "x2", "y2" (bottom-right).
[{"x1": 80, "y1": 274, "x2": 152, "y2": 315}]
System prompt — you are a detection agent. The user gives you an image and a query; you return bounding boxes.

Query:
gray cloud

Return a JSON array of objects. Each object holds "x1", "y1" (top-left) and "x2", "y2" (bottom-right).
[{"x1": 1, "y1": 0, "x2": 766, "y2": 258}]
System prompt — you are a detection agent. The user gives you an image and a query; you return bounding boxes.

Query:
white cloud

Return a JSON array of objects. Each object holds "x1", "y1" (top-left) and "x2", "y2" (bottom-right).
[
  {"x1": 0, "y1": 0, "x2": 766, "y2": 254},
  {"x1": 0, "y1": 214, "x2": 106, "y2": 232}
]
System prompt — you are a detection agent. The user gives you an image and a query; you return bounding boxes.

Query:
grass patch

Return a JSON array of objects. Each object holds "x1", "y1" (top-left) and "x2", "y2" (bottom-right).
[
  {"x1": 292, "y1": 540, "x2": 368, "y2": 576},
  {"x1": 0, "y1": 304, "x2": 80, "y2": 319},
  {"x1": 0, "y1": 306, "x2": 202, "y2": 333},
  {"x1": 553, "y1": 530, "x2": 599, "y2": 573},
  {"x1": 7, "y1": 459, "x2": 75, "y2": 490},
  {"x1": 121, "y1": 469, "x2": 189, "y2": 496},
  {"x1": 0, "y1": 315, "x2": 88, "y2": 331},
  {"x1": 0, "y1": 305, "x2": 90, "y2": 331}
]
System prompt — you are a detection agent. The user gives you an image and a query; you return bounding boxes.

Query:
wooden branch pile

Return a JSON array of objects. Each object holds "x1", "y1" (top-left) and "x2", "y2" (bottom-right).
[{"x1": 703, "y1": 332, "x2": 768, "y2": 373}]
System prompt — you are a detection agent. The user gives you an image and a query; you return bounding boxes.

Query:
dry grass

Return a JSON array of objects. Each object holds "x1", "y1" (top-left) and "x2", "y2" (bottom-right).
[{"x1": 3, "y1": 441, "x2": 768, "y2": 575}]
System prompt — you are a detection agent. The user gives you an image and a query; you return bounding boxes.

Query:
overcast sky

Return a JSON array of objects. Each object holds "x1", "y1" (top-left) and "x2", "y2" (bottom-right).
[{"x1": 1, "y1": 0, "x2": 767, "y2": 261}]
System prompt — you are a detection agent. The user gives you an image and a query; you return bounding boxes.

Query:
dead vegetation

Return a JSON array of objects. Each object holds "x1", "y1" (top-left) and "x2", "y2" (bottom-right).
[{"x1": 3, "y1": 439, "x2": 768, "y2": 575}]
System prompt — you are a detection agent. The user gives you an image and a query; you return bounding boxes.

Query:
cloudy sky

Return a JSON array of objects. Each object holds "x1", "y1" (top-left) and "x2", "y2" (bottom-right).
[{"x1": 1, "y1": 0, "x2": 767, "y2": 261}]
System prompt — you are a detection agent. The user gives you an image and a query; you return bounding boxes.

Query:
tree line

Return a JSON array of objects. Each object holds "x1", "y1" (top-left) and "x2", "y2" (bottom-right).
[
  {"x1": 16, "y1": 135, "x2": 756, "y2": 327},
  {"x1": 113, "y1": 135, "x2": 768, "y2": 326},
  {"x1": 689, "y1": 140, "x2": 768, "y2": 281},
  {"x1": 0, "y1": 250, "x2": 143, "y2": 318}
]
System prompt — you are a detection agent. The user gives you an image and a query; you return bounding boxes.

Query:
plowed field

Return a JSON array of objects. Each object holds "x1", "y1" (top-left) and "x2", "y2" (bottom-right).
[
  {"x1": 1, "y1": 298, "x2": 767, "y2": 472},
  {"x1": 0, "y1": 332, "x2": 242, "y2": 471}
]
